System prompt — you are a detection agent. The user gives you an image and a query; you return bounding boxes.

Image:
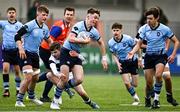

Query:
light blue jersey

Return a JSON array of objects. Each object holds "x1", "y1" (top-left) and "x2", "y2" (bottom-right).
[
  {"x1": 138, "y1": 23, "x2": 174, "y2": 54},
  {"x1": 108, "y1": 34, "x2": 137, "y2": 61},
  {"x1": 0, "y1": 20, "x2": 23, "y2": 50},
  {"x1": 23, "y1": 19, "x2": 49, "y2": 53},
  {"x1": 63, "y1": 21, "x2": 100, "y2": 53}
]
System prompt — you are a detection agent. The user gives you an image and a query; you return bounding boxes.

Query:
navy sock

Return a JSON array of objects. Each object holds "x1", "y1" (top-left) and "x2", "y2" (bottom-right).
[
  {"x1": 42, "y1": 80, "x2": 53, "y2": 98},
  {"x1": 3, "y1": 74, "x2": 9, "y2": 90}
]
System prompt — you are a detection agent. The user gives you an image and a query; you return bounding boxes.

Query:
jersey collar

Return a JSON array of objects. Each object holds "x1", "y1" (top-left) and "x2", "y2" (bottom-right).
[
  {"x1": 113, "y1": 34, "x2": 123, "y2": 43},
  {"x1": 8, "y1": 20, "x2": 17, "y2": 24},
  {"x1": 84, "y1": 21, "x2": 92, "y2": 32}
]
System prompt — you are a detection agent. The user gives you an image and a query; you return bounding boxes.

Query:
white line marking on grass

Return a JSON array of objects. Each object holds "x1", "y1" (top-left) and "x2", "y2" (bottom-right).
[{"x1": 119, "y1": 103, "x2": 176, "y2": 107}]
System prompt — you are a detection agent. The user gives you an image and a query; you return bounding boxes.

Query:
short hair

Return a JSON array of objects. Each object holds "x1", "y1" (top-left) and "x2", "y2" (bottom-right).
[
  {"x1": 64, "y1": 7, "x2": 75, "y2": 15},
  {"x1": 7, "y1": 7, "x2": 16, "y2": 13},
  {"x1": 111, "y1": 23, "x2": 123, "y2": 29},
  {"x1": 87, "y1": 7, "x2": 100, "y2": 17},
  {"x1": 37, "y1": 5, "x2": 49, "y2": 14},
  {"x1": 50, "y1": 42, "x2": 61, "y2": 51},
  {"x1": 145, "y1": 7, "x2": 159, "y2": 19}
]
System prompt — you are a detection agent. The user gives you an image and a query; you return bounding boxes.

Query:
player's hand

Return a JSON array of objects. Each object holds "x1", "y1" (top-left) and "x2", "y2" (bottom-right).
[
  {"x1": 69, "y1": 50, "x2": 79, "y2": 57},
  {"x1": 82, "y1": 37, "x2": 91, "y2": 44},
  {"x1": 168, "y1": 54, "x2": 175, "y2": 63},
  {"x1": 127, "y1": 52, "x2": 134, "y2": 60},
  {"x1": 101, "y1": 56, "x2": 108, "y2": 71},
  {"x1": 58, "y1": 73, "x2": 67, "y2": 81},
  {"x1": 117, "y1": 62, "x2": 122, "y2": 73},
  {"x1": 19, "y1": 48, "x2": 26, "y2": 59},
  {"x1": 138, "y1": 59, "x2": 143, "y2": 68}
]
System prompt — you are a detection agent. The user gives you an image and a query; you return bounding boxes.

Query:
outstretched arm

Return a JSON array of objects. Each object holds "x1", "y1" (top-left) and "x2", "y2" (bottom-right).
[{"x1": 97, "y1": 37, "x2": 108, "y2": 71}]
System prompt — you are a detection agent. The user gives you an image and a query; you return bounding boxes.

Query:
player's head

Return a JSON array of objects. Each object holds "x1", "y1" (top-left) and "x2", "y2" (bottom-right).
[
  {"x1": 111, "y1": 23, "x2": 122, "y2": 38},
  {"x1": 64, "y1": 7, "x2": 75, "y2": 24},
  {"x1": 50, "y1": 42, "x2": 61, "y2": 59},
  {"x1": 145, "y1": 7, "x2": 159, "y2": 27},
  {"x1": 6, "y1": 7, "x2": 16, "y2": 21},
  {"x1": 86, "y1": 8, "x2": 100, "y2": 27},
  {"x1": 36, "y1": 5, "x2": 49, "y2": 23}
]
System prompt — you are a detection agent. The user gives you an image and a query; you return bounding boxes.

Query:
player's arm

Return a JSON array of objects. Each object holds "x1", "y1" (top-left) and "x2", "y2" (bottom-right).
[
  {"x1": 49, "y1": 56, "x2": 60, "y2": 77},
  {"x1": 168, "y1": 35, "x2": 180, "y2": 63},
  {"x1": 112, "y1": 54, "x2": 122, "y2": 72},
  {"x1": 68, "y1": 32, "x2": 90, "y2": 44},
  {"x1": 97, "y1": 37, "x2": 108, "y2": 71},
  {"x1": 14, "y1": 26, "x2": 28, "y2": 59},
  {"x1": 127, "y1": 39, "x2": 143, "y2": 60},
  {"x1": 165, "y1": 39, "x2": 171, "y2": 51}
]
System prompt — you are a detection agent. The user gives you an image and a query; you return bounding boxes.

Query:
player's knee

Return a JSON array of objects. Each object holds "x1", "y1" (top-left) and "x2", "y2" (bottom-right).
[
  {"x1": 76, "y1": 78, "x2": 83, "y2": 85},
  {"x1": 3, "y1": 68, "x2": 9, "y2": 74},
  {"x1": 46, "y1": 72, "x2": 53, "y2": 80}
]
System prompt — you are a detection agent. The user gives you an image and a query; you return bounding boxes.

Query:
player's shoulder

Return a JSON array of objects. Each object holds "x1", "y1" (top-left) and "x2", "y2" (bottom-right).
[
  {"x1": 53, "y1": 19, "x2": 64, "y2": 26},
  {"x1": 108, "y1": 37, "x2": 115, "y2": 46}
]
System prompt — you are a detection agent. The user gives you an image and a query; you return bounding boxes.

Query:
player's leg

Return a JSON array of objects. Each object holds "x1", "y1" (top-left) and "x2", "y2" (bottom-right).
[
  {"x1": 38, "y1": 46, "x2": 53, "y2": 101},
  {"x1": 65, "y1": 65, "x2": 84, "y2": 89},
  {"x1": 74, "y1": 84, "x2": 100, "y2": 109},
  {"x1": 47, "y1": 71, "x2": 67, "y2": 109},
  {"x1": 15, "y1": 65, "x2": 33, "y2": 107},
  {"x1": 151, "y1": 63, "x2": 164, "y2": 109},
  {"x1": 2, "y1": 62, "x2": 11, "y2": 97},
  {"x1": 163, "y1": 64, "x2": 178, "y2": 106},
  {"x1": 121, "y1": 73, "x2": 140, "y2": 105},
  {"x1": 13, "y1": 65, "x2": 21, "y2": 95},
  {"x1": 26, "y1": 69, "x2": 43, "y2": 105},
  {"x1": 144, "y1": 69, "x2": 154, "y2": 107}
]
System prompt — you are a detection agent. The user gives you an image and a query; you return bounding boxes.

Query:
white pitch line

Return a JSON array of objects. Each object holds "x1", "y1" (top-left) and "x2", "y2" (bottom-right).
[{"x1": 119, "y1": 103, "x2": 178, "y2": 107}]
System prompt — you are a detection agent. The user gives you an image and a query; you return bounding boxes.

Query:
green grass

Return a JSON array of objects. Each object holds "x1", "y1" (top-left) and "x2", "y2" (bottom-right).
[{"x1": 0, "y1": 73, "x2": 180, "y2": 111}]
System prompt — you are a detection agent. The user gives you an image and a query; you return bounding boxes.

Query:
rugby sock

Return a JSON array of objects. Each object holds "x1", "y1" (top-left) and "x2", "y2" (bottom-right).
[
  {"x1": 3, "y1": 74, "x2": 9, "y2": 90},
  {"x1": 65, "y1": 79, "x2": 76, "y2": 89},
  {"x1": 28, "y1": 89, "x2": 35, "y2": 99},
  {"x1": 42, "y1": 80, "x2": 53, "y2": 98},
  {"x1": 15, "y1": 77, "x2": 21, "y2": 91},
  {"x1": 128, "y1": 86, "x2": 136, "y2": 96},
  {"x1": 84, "y1": 98, "x2": 91, "y2": 104},
  {"x1": 37, "y1": 72, "x2": 47, "y2": 82},
  {"x1": 17, "y1": 93, "x2": 25, "y2": 102},
  {"x1": 154, "y1": 81, "x2": 162, "y2": 101},
  {"x1": 54, "y1": 86, "x2": 63, "y2": 99}
]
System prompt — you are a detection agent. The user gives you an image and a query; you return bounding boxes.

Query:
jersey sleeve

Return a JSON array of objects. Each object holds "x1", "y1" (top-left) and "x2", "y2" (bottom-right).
[
  {"x1": 165, "y1": 27, "x2": 174, "y2": 39},
  {"x1": 0, "y1": 20, "x2": 5, "y2": 29},
  {"x1": 108, "y1": 39, "x2": 114, "y2": 53}
]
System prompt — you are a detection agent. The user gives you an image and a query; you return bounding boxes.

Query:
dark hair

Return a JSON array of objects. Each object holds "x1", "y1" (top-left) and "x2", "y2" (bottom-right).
[
  {"x1": 50, "y1": 42, "x2": 61, "y2": 51},
  {"x1": 64, "y1": 7, "x2": 75, "y2": 15},
  {"x1": 37, "y1": 5, "x2": 49, "y2": 14},
  {"x1": 87, "y1": 7, "x2": 100, "y2": 17},
  {"x1": 145, "y1": 7, "x2": 159, "y2": 19},
  {"x1": 7, "y1": 7, "x2": 16, "y2": 13},
  {"x1": 111, "y1": 23, "x2": 123, "y2": 29}
]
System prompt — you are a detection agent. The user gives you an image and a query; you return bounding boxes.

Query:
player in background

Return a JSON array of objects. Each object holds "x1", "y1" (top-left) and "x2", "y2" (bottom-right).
[
  {"x1": 38, "y1": 7, "x2": 75, "y2": 102},
  {"x1": 108, "y1": 22, "x2": 140, "y2": 105},
  {"x1": 0, "y1": 7, "x2": 23, "y2": 97},
  {"x1": 48, "y1": 7, "x2": 108, "y2": 109},
  {"x1": 128, "y1": 7, "x2": 179, "y2": 109},
  {"x1": 46, "y1": 42, "x2": 100, "y2": 109},
  {"x1": 138, "y1": 6, "x2": 178, "y2": 107},
  {"x1": 14, "y1": 5, "x2": 52, "y2": 107}
]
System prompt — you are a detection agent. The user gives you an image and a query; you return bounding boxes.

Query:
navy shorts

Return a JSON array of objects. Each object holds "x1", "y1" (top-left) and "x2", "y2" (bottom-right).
[
  {"x1": 2, "y1": 49, "x2": 19, "y2": 65},
  {"x1": 59, "y1": 47, "x2": 82, "y2": 70},
  {"x1": 144, "y1": 54, "x2": 168, "y2": 69},
  {"x1": 39, "y1": 46, "x2": 51, "y2": 69},
  {"x1": 19, "y1": 50, "x2": 40, "y2": 69},
  {"x1": 119, "y1": 59, "x2": 138, "y2": 75}
]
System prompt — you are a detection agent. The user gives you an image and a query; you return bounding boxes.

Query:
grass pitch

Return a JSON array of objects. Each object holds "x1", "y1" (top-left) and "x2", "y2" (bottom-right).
[{"x1": 0, "y1": 73, "x2": 180, "y2": 111}]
